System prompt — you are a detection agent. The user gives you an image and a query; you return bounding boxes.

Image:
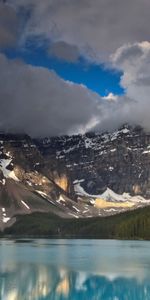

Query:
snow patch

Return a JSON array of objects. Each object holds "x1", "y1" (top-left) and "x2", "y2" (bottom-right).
[
  {"x1": 36, "y1": 190, "x2": 48, "y2": 198},
  {"x1": 83, "y1": 210, "x2": 89, "y2": 213},
  {"x1": 2, "y1": 179, "x2": 5, "y2": 185},
  {"x1": 57, "y1": 195, "x2": 66, "y2": 203},
  {"x1": 143, "y1": 150, "x2": 150, "y2": 154},
  {"x1": 90, "y1": 199, "x2": 95, "y2": 205},
  {"x1": 74, "y1": 183, "x2": 90, "y2": 197},
  {"x1": 110, "y1": 148, "x2": 116, "y2": 152},
  {"x1": 21, "y1": 200, "x2": 30, "y2": 210},
  {"x1": 56, "y1": 155, "x2": 65, "y2": 159},
  {"x1": 1, "y1": 208, "x2": 10, "y2": 223},
  {"x1": 73, "y1": 179, "x2": 85, "y2": 184},
  {"x1": 0, "y1": 158, "x2": 19, "y2": 181},
  {"x1": 109, "y1": 166, "x2": 114, "y2": 171},
  {"x1": 74, "y1": 183, "x2": 105, "y2": 199},
  {"x1": 0, "y1": 159, "x2": 12, "y2": 177},
  {"x1": 69, "y1": 213, "x2": 79, "y2": 218},
  {"x1": 100, "y1": 188, "x2": 126, "y2": 202},
  {"x1": 84, "y1": 138, "x2": 94, "y2": 149},
  {"x1": 74, "y1": 184, "x2": 150, "y2": 206},
  {"x1": 26, "y1": 180, "x2": 32, "y2": 186},
  {"x1": 63, "y1": 146, "x2": 77, "y2": 153},
  {"x1": 121, "y1": 128, "x2": 130, "y2": 134},
  {"x1": 99, "y1": 150, "x2": 107, "y2": 156},
  {"x1": 73, "y1": 206, "x2": 80, "y2": 212},
  {"x1": 8, "y1": 170, "x2": 19, "y2": 181},
  {"x1": 3, "y1": 217, "x2": 10, "y2": 223},
  {"x1": 105, "y1": 208, "x2": 117, "y2": 212}
]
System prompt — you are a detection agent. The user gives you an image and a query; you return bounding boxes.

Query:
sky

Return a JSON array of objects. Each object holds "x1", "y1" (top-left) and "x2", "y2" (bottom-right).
[{"x1": 0, "y1": 0, "x2": 150, "y2": 136}]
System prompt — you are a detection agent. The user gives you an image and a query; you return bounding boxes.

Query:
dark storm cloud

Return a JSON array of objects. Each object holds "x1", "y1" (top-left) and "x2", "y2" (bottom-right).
[
  {"x1": 0, "y1": 2, "x2": 18, "y2": 48},
  {"x1": 7, "y1": 0, "x2": 150, "y2": 62},
  {"x1": 0, "y1": 53, "x2": 102, "y2": 137},
  {"x1": 1, "y1": 44, "x2": 150, "y2": 137},
  {"x1": 1, "y1": 1, "x2": 150, "y2": 136}
]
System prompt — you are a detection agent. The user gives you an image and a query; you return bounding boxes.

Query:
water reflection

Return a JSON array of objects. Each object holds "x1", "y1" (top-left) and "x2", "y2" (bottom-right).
[
  {"x1": 1, "y1": 263, "x2": 150, "y2": 299},
  {"x1": 0, "y1": 239, "x2": 150, "y2": 299}
]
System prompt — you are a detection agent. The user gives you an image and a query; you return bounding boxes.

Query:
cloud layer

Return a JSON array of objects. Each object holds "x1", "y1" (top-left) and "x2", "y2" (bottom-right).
[
  {"x1": 49, "y1": 41, "x2": 79, "y2": 63},
  {"x1": 1, "y1": 41, "x2": 150, "y2": 137},
  {"x1": 7, "y1": 0, "x2": 150, "y2": 62},
  {"x1": 112, "y1": 41, "x2": 150, "y2": 131},
  {"x1": 0, "y1": 51, "x2": 139, "y2": 137},
  {"x1": 0, "y1": 2, "x2": 18, "y2": 48},
  {"x1": 0, "y1": 53, "x2": 103, "y2": 136},
  {"x1": 0, "y1": 2, "x2": 150, "y2": 136}
]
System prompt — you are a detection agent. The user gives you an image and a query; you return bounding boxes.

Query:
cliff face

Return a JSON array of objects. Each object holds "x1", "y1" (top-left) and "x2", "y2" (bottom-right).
[
  {"x1": 36, "y1": 125, "x2": 150, "y2": 198},
  {"x1": 1, "y1": 125, "x2": 150, "y2": 230},
  {"x1": 0, "y1": 133, "x2": 106, "y2": 230}
]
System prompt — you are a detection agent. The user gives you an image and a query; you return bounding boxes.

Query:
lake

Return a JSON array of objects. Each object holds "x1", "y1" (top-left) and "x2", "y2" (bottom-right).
[{"x1": 0, "y1": 239, "x2": 150, "y2": 299}]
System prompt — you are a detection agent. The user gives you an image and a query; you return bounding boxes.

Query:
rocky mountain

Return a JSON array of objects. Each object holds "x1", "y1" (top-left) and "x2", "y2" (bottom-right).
[{"x1": 1, "y1": 125, "x2": 150, "y2": 230}]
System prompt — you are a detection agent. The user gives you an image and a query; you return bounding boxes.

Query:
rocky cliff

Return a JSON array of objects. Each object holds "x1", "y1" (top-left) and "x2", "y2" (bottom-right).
[
  {"x1": 0, "y1": 125, "x2": 150, "y2": 230},
  {"x1": 36, "y1": 125, "x2": 150, "y2": 198}
]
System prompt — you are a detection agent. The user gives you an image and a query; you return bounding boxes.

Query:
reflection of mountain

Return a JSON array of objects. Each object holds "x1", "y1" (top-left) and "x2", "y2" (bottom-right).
[{"x1": 0, "y1": 263, "x2": 150, "y2": 300}]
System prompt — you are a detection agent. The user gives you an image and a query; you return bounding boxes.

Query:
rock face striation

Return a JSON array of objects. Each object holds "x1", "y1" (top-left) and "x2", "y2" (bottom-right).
[
  {"x1": 0, "y1": 125, "x2": 150, "y2": 229},
  {"x1": 36, "y1": 125, "x2": 150, "y2": 198}
]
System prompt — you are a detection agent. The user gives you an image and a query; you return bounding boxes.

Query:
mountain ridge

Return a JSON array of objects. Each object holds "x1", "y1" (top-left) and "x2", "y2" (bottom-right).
[{"x1": 0, "y1": 125, "x2": 150, "y2": 231}]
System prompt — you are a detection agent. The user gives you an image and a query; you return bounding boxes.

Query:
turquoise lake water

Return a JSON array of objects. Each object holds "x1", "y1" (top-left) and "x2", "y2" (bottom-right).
[{"x1": 0, "y1": 239, "x2": 150, "y2": 299}]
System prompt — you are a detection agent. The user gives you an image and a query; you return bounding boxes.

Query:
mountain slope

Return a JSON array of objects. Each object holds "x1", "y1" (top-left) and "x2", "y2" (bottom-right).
[
  {"x1": 1, "y1": 125, "x2": 150, "y2": 230},
  {"x1": 35, "y1": 125, "x2": 150, "y2": 197},
  {"x1": 0, "y1": 133, "x2": 110, "y2": 230},
  {"x1": 4, "y1": 205, "x2": 150, "y2": 240}
]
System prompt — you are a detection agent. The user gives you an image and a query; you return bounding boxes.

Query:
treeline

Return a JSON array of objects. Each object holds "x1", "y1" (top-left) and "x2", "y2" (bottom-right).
[{"x1": 3, "y1": 206, "x2": 150, "y2": 239}]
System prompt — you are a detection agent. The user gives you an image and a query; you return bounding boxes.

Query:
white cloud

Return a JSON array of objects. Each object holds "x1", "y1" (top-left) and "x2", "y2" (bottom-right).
[
  {"x1": 111, "y1": 41, "x2": 150, "y2": 131},
  {"x1": 103, "y1": 93, "x2": 118, "y2": 102}
]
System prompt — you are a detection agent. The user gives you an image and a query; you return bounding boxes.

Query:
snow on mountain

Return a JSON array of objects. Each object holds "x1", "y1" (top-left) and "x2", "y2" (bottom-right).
[
  {"x1": 74, "y1": 182, "x2": 150, "y2": 205},
  {"x1": 0, "y1": 125, "x2": 150, "y2": 230},
  {"x1": 0, "y1": 153, "x2": 19, "y2": 181}
]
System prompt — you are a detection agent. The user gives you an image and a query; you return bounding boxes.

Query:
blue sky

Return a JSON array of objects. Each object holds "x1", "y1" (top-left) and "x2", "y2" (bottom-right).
[{"x1": 4, "y1": 46, "x2": 124, "y2": 97}]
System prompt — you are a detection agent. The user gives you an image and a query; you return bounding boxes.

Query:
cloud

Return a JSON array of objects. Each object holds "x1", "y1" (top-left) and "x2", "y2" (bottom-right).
[
  {"x1": 0, "y1": 2, "x2": 18, "y2": 48},
  {"x1": 0, "y1": 53, "x2": 104, "y2": 137},
  {"x1": 103, "y1": 93, "x2": 118, "y2": 102},
  {"x1": 0, "y1": 53, "x2": 137, "y2": 138},
  {"x1": 112, "y1": 41, "x2": 150, "y2": 88},
  {"x1": 7, "y1": 0, "x2": 150, "y2": 62},
  {"x1": 1, "y1": 42, "x2": 150, "y2": 137},
  {"x1": 48, "y1": 41, "x2": 79, "y2": 62},
  {"x1": 1, "y1": 1, "x2": 150, "y2": 135},
  {"x1": 111, "y1": 41, "x2": 150, "y2": 131}
]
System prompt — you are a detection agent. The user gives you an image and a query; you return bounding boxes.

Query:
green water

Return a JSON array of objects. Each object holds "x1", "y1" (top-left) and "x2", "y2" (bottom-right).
[{"x1": 0, "y1": 239, "x2": 150, "y2": 299}]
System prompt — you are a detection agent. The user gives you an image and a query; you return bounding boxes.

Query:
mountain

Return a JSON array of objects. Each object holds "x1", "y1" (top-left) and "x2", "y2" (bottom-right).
[
  {"x1": 1, "y1": 125, "x2": 150, "y2": 231},
  {"x1": 36, "y1": 124, "x2": 150, "y2": 196}
]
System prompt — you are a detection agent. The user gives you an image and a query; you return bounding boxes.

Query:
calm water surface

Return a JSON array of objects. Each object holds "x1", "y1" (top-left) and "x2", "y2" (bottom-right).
[{"x1": 0, "y1": 239, "x2": 150, "y2": 299}]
